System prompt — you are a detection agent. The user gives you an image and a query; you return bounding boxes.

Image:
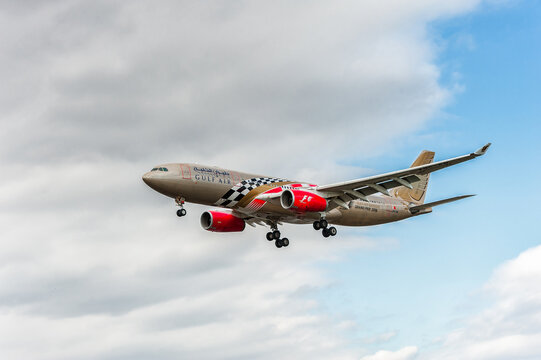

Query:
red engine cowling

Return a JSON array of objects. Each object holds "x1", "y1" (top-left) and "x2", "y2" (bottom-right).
[
  {"x1": 200, "y1": 211, "x2": 246, "y2": 232},
  {"x1": 280, "y1": 189, "x2": 327, "y2": 212}
]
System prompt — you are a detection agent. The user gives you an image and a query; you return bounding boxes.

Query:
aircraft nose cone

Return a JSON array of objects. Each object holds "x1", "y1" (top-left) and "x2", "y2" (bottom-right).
[{"x1": 142, "y1": 172, "x2": 154, "y2": 186}]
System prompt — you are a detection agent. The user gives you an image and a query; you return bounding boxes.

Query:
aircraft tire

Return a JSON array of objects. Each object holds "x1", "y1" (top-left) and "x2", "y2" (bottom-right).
[
  {"x1": 272, "y1": 230, "x2": 281, "y2": 239},
  {"x1": 329, "y1": 227, "x2": 337, "y2": 236},
  {"x1": 313, "y1": 221, "x2": 321, "y2": 230},
  {"x1": 266, "y1": 232, "x2": 274, "y2": 241},
  {"x1": 176, "y1": 209, "x2": 186, "y2": 217},
  {"x1": 322, "y1": 229, "x2": 330, "y2": 238},
  {"x1": 320, "y1": 219, "x2": 328, "y2": 228},
  {"x1": 282, "y1": 238, "x2": 289, "y2": 247},
  {"x1": 275, "y1": 239, "x2": 283, "y2": 248}
]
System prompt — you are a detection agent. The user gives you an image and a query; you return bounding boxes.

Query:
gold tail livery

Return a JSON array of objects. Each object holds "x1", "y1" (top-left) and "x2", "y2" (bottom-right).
[{"x1": 142, "y1": 143, "x2": 491, "y2": 248}]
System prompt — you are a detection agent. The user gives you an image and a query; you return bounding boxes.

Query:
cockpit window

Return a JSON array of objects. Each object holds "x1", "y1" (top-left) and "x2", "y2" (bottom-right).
[
  {"x1": 151, "y1": 168, "x2": 158, "y2": 171},
  {"x1": 151, "y1": 167, "x2": 168, "y2": 172}
]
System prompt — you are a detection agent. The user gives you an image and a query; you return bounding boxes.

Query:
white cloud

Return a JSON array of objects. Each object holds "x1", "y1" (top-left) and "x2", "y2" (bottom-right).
[
  {"x1": 0, "y1": 0, "x2": 482, "y2": 180},
  {"x1": 0, "y1": 160, "x2": 378, "y2": 359},
  {"x1": 0, "y1": 1, "x2": 484, "y2": 359},
  {"x1": 363, "y1": 331, "x2": 398, "y2": 345},
  {"x1": 366, "y1": 245, "x2": 541, "y2": 360},
  {"x1": 426, "y1": 245, "x2": 541, "y2": 360},
  {"x1": 360, "y1": 346, "x2": 418, "y2": 360}
]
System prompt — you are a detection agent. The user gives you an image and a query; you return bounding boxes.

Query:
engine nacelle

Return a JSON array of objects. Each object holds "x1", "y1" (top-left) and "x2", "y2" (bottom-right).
[
  {"x1": 200, "y1": 211, "x2": 246, "y2": 232},
  {"x1": 280, "y1": 189, "x2": 327, "y2": 212}
]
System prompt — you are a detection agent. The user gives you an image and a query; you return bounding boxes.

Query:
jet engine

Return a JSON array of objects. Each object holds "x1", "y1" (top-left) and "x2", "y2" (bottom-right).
[
  {"x1": 280, "y1": 189, "x2": 327, "y2": 212},
  {"x1": 200, "y1": 210, "x2": 246, "y2": 232}
]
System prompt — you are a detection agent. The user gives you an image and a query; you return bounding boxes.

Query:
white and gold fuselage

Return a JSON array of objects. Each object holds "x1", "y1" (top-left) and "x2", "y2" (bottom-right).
[
  {"x1": 143, "y1": 163, "x2": 418, "y2": 227},
  {"x1": 142, "y1": 144, "x2": 489, "y2": 244}
]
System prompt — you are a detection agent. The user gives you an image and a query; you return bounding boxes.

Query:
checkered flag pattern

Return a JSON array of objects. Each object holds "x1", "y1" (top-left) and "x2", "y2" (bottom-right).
[{"x1": 215, "y1": 177, "x2": 288, "y2": 207}]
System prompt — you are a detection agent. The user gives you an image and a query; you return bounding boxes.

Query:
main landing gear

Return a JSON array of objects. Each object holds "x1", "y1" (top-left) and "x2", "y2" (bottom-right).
[
  {"x1": 266, "y1": 226, "x2": 289, "y2": 248},
  {"x1": 175, "y1": 197, "x2": 187, "y2": 217},
  {"x1": 313, "y1": 219, "x2": 337, "y2": 238}
]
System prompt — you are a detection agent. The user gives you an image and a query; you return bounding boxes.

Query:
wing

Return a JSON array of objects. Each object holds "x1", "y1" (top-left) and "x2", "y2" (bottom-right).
[{"x1": 316, "y1": 143, "x2": 491, "y2": 207}]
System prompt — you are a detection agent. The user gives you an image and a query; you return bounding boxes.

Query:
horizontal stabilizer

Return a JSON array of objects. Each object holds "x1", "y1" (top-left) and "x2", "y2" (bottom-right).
[{"x1": 409, "y1": 194, "x2": 475, "y2": 214}]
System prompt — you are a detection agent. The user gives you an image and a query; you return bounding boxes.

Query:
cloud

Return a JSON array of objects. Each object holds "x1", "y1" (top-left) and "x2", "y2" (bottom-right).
[
  {"x1": 0, "y1": 1, "x2": 484, "y2": 359},
  {"x1": 363, "y1": 331, "x2": 398, "y2": 345},
  {"x1": 360, "y1": 346, "x2": 418, "y2": 360},
  {"x1": 0, "y1": 159, "x2": 377, "y2": 358},
  {"x1": 0, "y1": 0, "x2": 481, "y2": 179},
  {"x1": 365, "y1": 245, "x2": 541, "y2": 360},
  {"x1": 425, "y1": 244, "x2": 541, "y2": 360},
  {"x1": 0, "y1": 192, "x2": 373, "y2": 359}
]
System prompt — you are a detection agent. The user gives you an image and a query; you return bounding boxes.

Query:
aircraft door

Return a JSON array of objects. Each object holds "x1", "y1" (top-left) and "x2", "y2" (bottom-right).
[
  {"x1": 383, "y1": 197, "x2": 392, "y2": 218},
  {"x1": 231, "y1": 171, "x2": 241, "y2": 184},
  {"x1": 180, "y1": 164, "x2": 192, "y2": 180}
]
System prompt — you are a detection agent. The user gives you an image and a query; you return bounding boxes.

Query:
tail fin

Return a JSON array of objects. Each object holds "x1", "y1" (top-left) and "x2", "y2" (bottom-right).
[{"x1": 391, "y1": 150, "x2": 435, "y2": 205}]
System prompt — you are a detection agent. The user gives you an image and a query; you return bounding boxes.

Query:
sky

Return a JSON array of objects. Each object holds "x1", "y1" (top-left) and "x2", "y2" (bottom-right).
[{"x1": 0, "y1": 0, "x2": 539, "y2": 359}]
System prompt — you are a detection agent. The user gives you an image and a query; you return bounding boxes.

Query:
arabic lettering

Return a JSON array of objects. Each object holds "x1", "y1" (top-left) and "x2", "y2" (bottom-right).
[{"x1": 193, "y1": 167, "x2": 230, "y2": 177}]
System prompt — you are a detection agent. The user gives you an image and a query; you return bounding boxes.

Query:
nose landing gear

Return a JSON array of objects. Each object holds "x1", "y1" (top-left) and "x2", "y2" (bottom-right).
[
  {"x1": 176, "y1": 208, "x2": 187, "y2": 217},
  {"x1": 313, "y1": 219, "x2": 337, "y2": 238},
  {"x1": 175, "y1": 197, "x2": 186, "y2": 217}
]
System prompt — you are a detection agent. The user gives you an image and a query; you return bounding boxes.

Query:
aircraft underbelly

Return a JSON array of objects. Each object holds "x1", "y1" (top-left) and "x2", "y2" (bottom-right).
[
  {"x1": 331, "y1": 200, "x2": 411, "y2": 226},
  {"x1": 240, "y1": 201, "x2": 409, "y2": 226},
  {"x1": 244, "y1": 202, "x2": 317, "y2": 223}
]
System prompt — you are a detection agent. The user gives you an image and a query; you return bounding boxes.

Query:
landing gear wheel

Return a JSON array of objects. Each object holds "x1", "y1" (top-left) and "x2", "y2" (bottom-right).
[
  {"x1": 328, "y1": 226, "x2": 337, "y2": 236},
  {"x1": 272, "y1": 230, "x2": 281, "y2": 239},
  {"x1": 322, "y1": 229, "x2": 330, "y2": 238},
  {"x1": 282, "y1": 238, "x2": 289, "y2": 247},
  {"x1": 175, "y1": 197, "x2": 186, "y2": 217},
  {"x1": 275, "y1": 239, "x2": 283, "y2": 248},
  {"x1": 320, "y1": 219, "x2": 328, "y2": 228},
  {"x1": 266, "y1": 232, "x2": 274, "y2": 241},
  {"x1": 313, "y1": 221, "x2": 321, "y2": 230},
  {"x1": 176, "y1": 209, "x2": 186, "y2": 217}
]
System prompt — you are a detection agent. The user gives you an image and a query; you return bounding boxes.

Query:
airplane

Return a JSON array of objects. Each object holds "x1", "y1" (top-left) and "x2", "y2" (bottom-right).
[{"x1": 142, "y1": 143, "x2": 491, "y2": 248}]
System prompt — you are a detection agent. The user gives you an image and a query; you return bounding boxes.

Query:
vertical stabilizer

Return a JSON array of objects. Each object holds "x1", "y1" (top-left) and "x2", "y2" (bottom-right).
[{"x1": 391, "y1": 150, "x2": 434, "y2": 205}]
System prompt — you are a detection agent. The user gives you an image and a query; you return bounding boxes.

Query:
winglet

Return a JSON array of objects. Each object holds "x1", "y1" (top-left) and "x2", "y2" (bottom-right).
[{"x1": 474, "y1": 142, "x2": 491, "y2": 156}]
